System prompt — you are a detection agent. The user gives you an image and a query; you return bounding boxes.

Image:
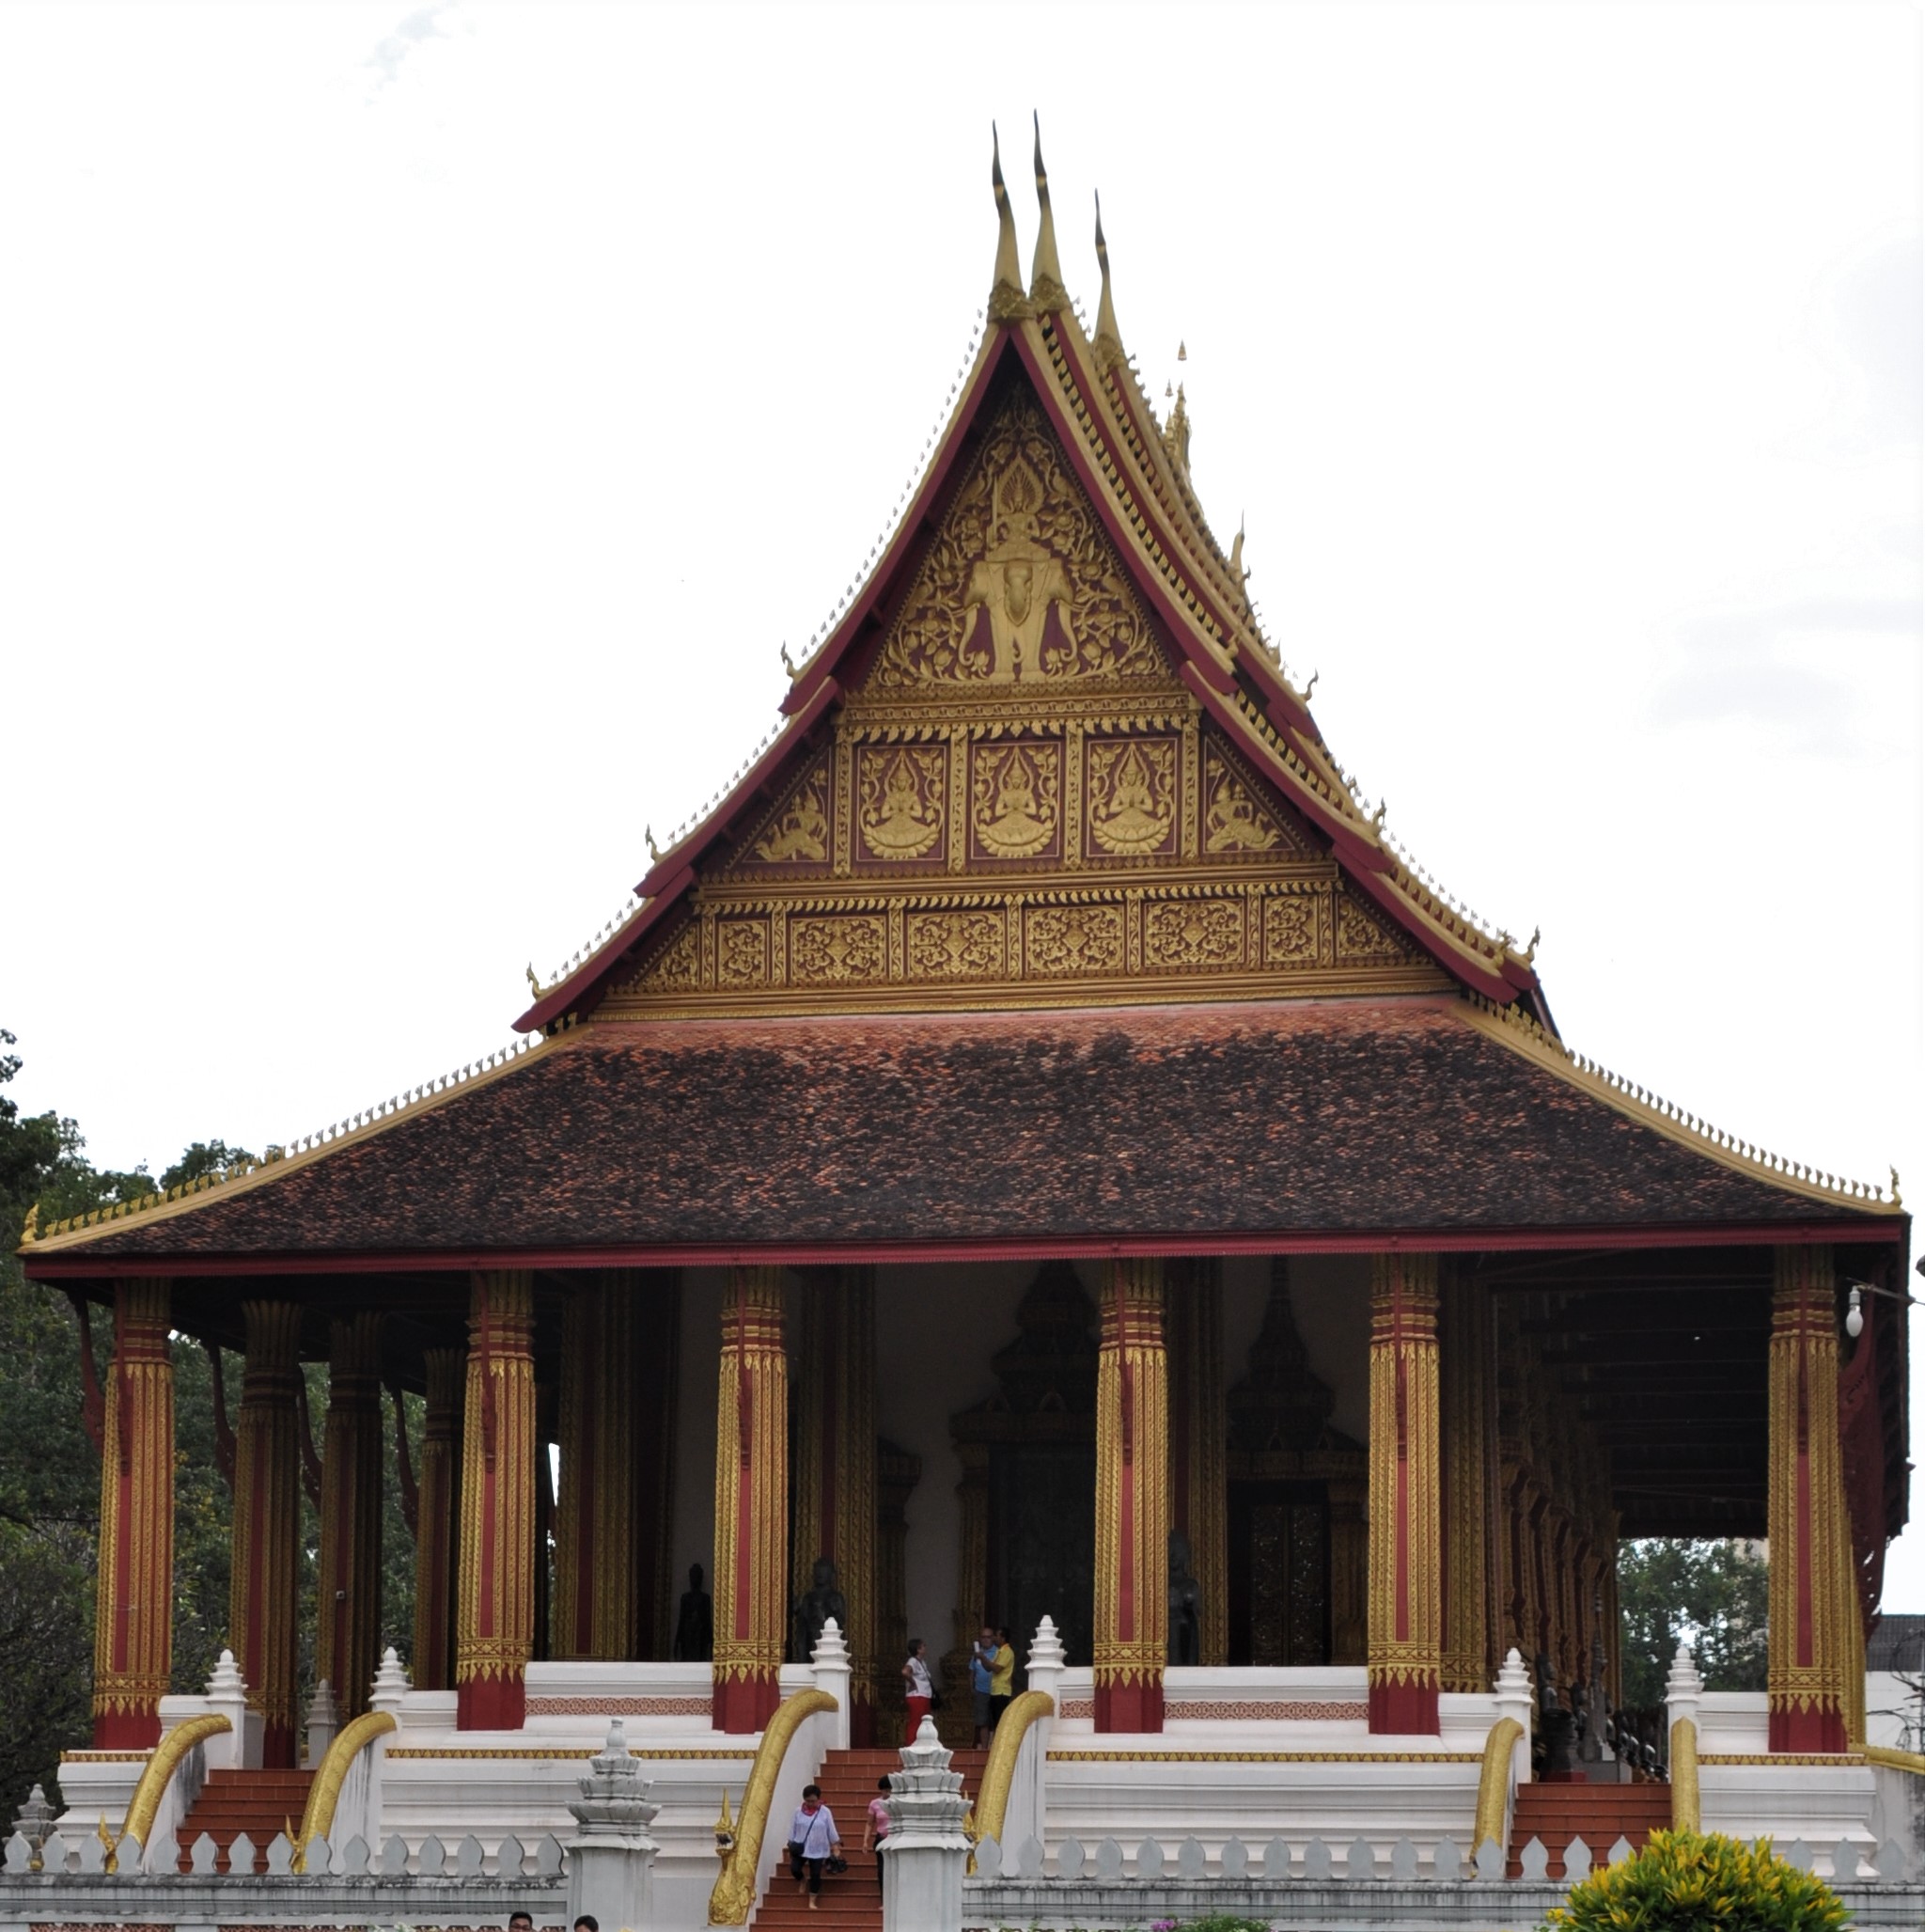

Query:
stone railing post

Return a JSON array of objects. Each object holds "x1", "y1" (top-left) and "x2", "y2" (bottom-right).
[
  {"x1": 884, "y1": 1717, "x2": 970, "y2": 1932},
  {"x1": 567, "y1": 1719, "x2": 660, "y2": 1932},
  {"x1": 302, "y1": 1679, "x2": 336, "y2": 1769},
  {"x1": 1495, "y1": 1645, "x2": 1533, "y2": 1790},
  {"x1": 205, "y1": 1649, "x2": 258, "y2": 1770},
  {"x1": 1666, "y1": 1641, "x2": 1703, "y2": 1749},
  {"x1": 813, "y1": 1617, "x2": 853, "y2": 1753}
]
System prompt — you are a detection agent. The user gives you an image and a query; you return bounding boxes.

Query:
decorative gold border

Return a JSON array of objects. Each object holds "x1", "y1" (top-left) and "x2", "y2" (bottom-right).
[
  {"x1": 1045, "y1": 1749, "x2": 1480, "y2": 1764},
  {"x1": 386, "y1": 1746, "x2": 757, "y2": 1760}
]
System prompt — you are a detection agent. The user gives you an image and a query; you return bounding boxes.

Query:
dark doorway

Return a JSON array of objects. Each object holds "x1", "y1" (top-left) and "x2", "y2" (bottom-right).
[
  {"x1": 987, "y1": 1440, "x2": 1096, "y2": 1670},
  {"x1": 1228, "y1": 1480, "x2": 1330, "y2": 1666}
]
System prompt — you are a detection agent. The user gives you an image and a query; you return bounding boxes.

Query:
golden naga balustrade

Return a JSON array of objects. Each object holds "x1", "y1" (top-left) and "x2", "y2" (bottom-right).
[
  {"x1": 708, "y1": 1688, "x2": 838, "y2": 1926},
  {"x1": 973, "y1": 1690, "x2": 1055, "y2": 1852},
  {"x1": 297, "y1": 1708, "x2": 399, "y2": 1864},
  {"x1": 119, "y1": 1713, "x2": 232, "y2": 1850}
]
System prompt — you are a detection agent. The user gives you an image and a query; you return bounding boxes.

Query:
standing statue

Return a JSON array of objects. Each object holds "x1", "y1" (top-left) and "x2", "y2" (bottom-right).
[
  {"x1": 791, "y1": 1556, "x2": 849, "y2": 1662},
  {"x1": 1167, "y1": 1530, "x2": 1203, "y2": 1667},
  {"x1": 672, "y1": 1562, "x2": 713, "y2": 1662},
  {"x1": 1535, "y1": 1650, "x2": 1576, "y2": 1778}
]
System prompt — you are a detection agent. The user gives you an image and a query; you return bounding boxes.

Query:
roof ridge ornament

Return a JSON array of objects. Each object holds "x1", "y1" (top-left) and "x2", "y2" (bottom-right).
[
  {"x1": 1028, "y1": 113, "x2": 1070, "y2": 315},
  {"x1": 1092, "y1": 191, "x2": 1123, "y2": 371},
  {"x1": 988, "y1": 123, "x2": 1029, "y2": 322}
]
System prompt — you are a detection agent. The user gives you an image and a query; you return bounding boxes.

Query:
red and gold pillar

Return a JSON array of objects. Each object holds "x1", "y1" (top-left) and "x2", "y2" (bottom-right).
[
  {"x1": 1368, "y1": 1252, "x2": 1442, "y2": 1734},
  {"x1": 555, "y1": 1278, "x2": 641, "y2": 1660},
  {"x1": 411, "y1": 1347, "x2": 463, "y2": 1691},
  {"x1": 1768, "y1": 1245, "x2": 1854, "y2": 1753},
  {"x1": 1440, "y1": 1269, "x2": 1494, "y2": 1695},
  {"x1": 1093, "y1": 1258, "x2": 1168, "y2": 1734},
  {"x1": 1166, "y1": 1258, "x2": 1228, "y2": 1666},
  {"x1": 791, "y1": 1266, "x2": 879, "y2": 1741},
  {"x1": 228, "y1": 1299, "x2": 303, "y2": 1766},
  {"x1": 92, "y1": 1280, "x2": 174, "y2": 1748},
  {"x1": 317, "y1": 1311, "x2": 384, "y2": 1720},
  {"x1": 712, "y1": 1265, "x2": 788, "y2": 1734},
  {"x1": 456, "y1": 1270, "x2": 537, "y2": 1730}
]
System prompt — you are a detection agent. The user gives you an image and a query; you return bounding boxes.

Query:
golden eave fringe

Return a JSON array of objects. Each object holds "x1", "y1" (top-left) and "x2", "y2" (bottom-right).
[{"x1": 1462, "y1": 990, "x2": 1901, "y2": 1211}]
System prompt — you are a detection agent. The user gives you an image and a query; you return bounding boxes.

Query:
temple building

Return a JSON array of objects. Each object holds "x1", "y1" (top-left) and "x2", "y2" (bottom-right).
[{"x1": 16, "y1": 127, "x2": 1914, "y2": 1915}]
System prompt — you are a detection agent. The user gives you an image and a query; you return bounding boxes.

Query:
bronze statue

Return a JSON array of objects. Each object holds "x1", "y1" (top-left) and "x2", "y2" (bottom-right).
[
  {"x1": 791, "y1": 1555, "x2": 849, "y2": 1662},
  {"x1": 1167, "y1": 1530, "x2": 1202, "y2": 1666},
  {"x1": 672, "y1": 1562, "x2": 712, "y2": 1662}
]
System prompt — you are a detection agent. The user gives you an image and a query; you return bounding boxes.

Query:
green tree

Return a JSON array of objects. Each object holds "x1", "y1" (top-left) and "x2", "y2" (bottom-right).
[
  {"x1": 1618, "y1": 1538, "x2": 1769, "y2": 1707},
  {"x1": 161, "y1": 1140, "x2": 257, "y2": 1191}
]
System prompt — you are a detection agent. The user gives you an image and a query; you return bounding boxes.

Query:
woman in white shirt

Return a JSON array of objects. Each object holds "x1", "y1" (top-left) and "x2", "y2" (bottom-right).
[
  {"x1": 902, "y1": 1637, "x2": 934, "y2": 1734},
  {"x1": 787, "y1": 1783, "x2": 842, "y2": 1911}
]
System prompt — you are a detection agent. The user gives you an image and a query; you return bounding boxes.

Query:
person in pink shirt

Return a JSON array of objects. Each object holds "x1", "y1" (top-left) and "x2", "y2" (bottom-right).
[{"x1": 863, "y1": 1775, "x2": 893, "y2": 1894}]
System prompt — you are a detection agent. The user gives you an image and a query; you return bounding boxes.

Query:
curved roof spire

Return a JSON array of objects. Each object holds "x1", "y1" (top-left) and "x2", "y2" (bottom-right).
[
  {"x1": 989, "y1": 123, "x2": 1027, "y2": 322},
  {"x1": 1093, "y1": 190, "x2": 1124, "y2": 371},
  {"x1": 1029, "y1": 112, "x2": 1069, "y2": 313}
]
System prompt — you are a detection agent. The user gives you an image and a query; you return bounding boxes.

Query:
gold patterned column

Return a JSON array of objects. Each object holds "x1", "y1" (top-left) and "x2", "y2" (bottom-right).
[
  {"x1": 1440, "y1": 1269, "x2": 1494, "y2": 1694},
  {"x1": 790, "y1": 1266, "x2": 880, "y2": 1741},
  {"x1": 1768, "y1": 1245, "x2": 1853, "y2": 1752},
  {"x1": 412, "y1": 1347, "x2": 463, "y2": 1691},
  {"x1": 1165, "y1": 1258, "x2": 1228, "y2": 1666},
  {"x1": 942, "y1": 1440, "x2": 990, "y2": 1748},
  {"x1": 712, "y1": 1265, "x2": 787, "y2": 1733},
  {"x1": 555, "y1": 1278, "x2": 641, "y2": 1660},
  {"x1": 228, "y1": 1300, "x2": 303, "y2": 1765},
  {"x1": 456, "y1": 1270, "x2": 536, "y2": 1729},
  {"x1": 92, "y1": 1280, "x2": 174, "y2": 1748},
  {"x1": 318, "y1": 1311, "x2": 384, "y2": 1721},
  {"x1": 1367, "y1": 1252, "x2": 1441, "y2": 1733},
  {"x1": 1093, "y1": 1258, "x2": 1168, "y2": 1733}
]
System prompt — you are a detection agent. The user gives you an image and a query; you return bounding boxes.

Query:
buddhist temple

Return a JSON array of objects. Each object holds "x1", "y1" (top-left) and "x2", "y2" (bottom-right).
[{"x1": 14, "y1": 124, "x2": 1916, "y2": 1924}]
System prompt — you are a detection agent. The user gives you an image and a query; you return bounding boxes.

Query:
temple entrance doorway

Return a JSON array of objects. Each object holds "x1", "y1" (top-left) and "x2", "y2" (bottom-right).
[
  {"x1": 988, "y1": 1439, "x2": 1096, "y2": 1670},
  {"x1": 1227, "y1": 1479, "x2": 1331, "y2": 1666}
]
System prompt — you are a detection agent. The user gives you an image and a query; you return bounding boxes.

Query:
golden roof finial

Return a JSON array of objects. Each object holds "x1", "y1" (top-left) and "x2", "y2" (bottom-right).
[
  {"x1": 780, "y1": 641, "x2": 799, "y2": 681},
  {"x1": 1178, "y1": 338, "x2": 1188, "y2": 362},
  {"x1": 1093, "y1": 189, "x2": 1124, "y2": 371},
  {"x1": 988, "y1": 123, "x2": 1027, "y2": 322},
  {"x1": 21, "y1": 1202, "x2": 39, "y2": 1244},
  {"x1": 525, "y1": 964, "x2": 542, "y2": 1000},
  {"x1": 1525, "y1": 925, "x2": 1542, "y2": 964},
  {"x1": 1893, "y1": 1166, "x2": 1904, "y2": 1207},
  {"x1": 1028, "y1": 113, "x2": 1069, "y2": 314},
  {"x1": 1164, "y1": 381, "x2": 1192, "y2": 473},
  {"x1": 645, "y1": 825, "x2": 660, "y2": 864}
]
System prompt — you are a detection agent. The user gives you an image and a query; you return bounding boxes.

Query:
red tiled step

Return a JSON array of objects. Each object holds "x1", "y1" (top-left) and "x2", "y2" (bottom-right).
[
  {"x1": 176, "y1": 1768, "x2": 315, "y2": 1873},
  {"x1": 1508, "y1": 1782, "x2": 1671, "y2": 1878}
]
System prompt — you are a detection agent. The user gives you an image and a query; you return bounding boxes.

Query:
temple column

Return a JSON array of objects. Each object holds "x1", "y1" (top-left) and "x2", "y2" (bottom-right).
[
  {"x1": 876, "y1": 1440, "x2": 923, "y2": 1746},
  {"x1": 317, "y1": 1312, "x2": 384, "y2": 1720},
  {"x1": 941, "y1": 1441, "x2": 989, "y2": 1749},
  {"x1": 1367, "y1": 1252, "x2": 1442, "y2": 1734},
  {"x1": 456, "y1": 1270, "x2": 537, "y2": 1730},
  {"x1": 1440, "y1": 1269, "x2": 1494, "y2": 1694},
  {"x1": 411, "y1": 1348, "x2": 463, "y2": 1691},
  {"x1": 556, "y1": 1279, "x2": 641, "y2": 1659},
  {"x1": 791, "y1": 1266, "x2": 880, "y2": 1743},
  {"x1": 1165, "y1": 1258, "x2": 1228, "y2": 1667},
  {"x1": 228, "y1": 1299, "x2": 303, "y2": 1765},
  {"x1": 1768, "y1": 1245, "x2": 1854, "y2": 1753},
  {"x1": 712, "y1": 1265, "x2": 788, "y2": 1734},
  {"x1": 91, "y1": 1280, "x2": 175, "y2": 1748},
  {"x1": 1093, "y1": 1258, "x2": 1168, "y2": 1734}
]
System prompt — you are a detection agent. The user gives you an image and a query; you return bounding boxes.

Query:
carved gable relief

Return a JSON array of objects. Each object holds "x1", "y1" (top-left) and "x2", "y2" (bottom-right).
[
  {"x1": 730, "y1": 752, "x2": 835, "y2": 876},
  {"x1": 871, "y1": 397, "x2": 1164, "y2": 690}
]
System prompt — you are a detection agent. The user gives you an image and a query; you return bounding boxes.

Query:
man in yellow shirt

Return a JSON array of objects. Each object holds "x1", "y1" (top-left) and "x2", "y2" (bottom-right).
[{"x1": 988, "y1": 1626, "x2": 1016, "y2": 1731}]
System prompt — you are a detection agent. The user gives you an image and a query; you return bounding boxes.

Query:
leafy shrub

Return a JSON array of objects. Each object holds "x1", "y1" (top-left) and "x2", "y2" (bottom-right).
[{"x1": 1543, "y1": 1829, "x2": 1850, "y2": 1931}]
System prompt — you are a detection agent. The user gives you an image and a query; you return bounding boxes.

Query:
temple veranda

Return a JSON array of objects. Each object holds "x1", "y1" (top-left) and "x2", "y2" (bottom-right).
[{"x1": 11, "y1": 124, "x2": 1916, "y2": 1930}]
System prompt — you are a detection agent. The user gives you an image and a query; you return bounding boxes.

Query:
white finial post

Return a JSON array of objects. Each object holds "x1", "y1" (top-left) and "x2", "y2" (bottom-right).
[
  {"x1": 811, "y1": 1616, "x2": 853, "y2": 1752},
  {"x1": 566, "y1": 1720, "x2": 660, "y2": 1932},
  {"x1": 204, "y1": 1648, "x2": 258, "y2": 1770},
  {"x1": 370, "y1": 1646, "x2": 411, "y2": 1719},
  {"x1": 1666, "y1": 1641, "x2": 1703, "y2": 1745},
  {"x1": 303, "y1": 1679, "x2": 336, "y2": 1769},
  {"x1": 884, "y1": 1718, "x2": 971, "y2": 1932},
  {"x1": 1495, "y1": 1646, "x2": 1534, "y2": 1790}
]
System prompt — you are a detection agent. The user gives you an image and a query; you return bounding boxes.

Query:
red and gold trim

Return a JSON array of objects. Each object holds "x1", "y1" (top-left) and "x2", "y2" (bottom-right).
[
  {"x1": 791, "y1": 1265, "x2": 879, "y2": 1741},
  {"x1": 411, "y1": 1347, "x2": 463, "y2": 1690},
  {"x1": 228, "y1": 1300, "x2": 303, "y2": 1765},
  {"x1": 456, "y1": 1271, "x2": 536, "y2": 1729},
  {"x1": 1368, "y1": 1253, "x2": 1442, "y2": 1734},
  {"x1": 92, "y1": 1280, "x2": 175, "y2": 1748},
  {"x1": 1768, "y1": 1245, "x2": 1854, "y2": 1753},
  {"x1": 712, "y1": 1265, "x2": 788, "y2": 1733},
  {"x1": 555, "y1": 1278, "x2": 641, "y2": 1660},
  {"x1": 317, "y1": 1311, "x2": 384, "y2": 1720},
  {"x1": 1094, "y1": 1258, "x2": 1168, "y2": 1733}
]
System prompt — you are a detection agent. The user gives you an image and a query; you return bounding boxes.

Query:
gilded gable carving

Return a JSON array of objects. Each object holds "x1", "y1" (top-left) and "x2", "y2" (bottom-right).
[
  {"x1": 971, "y1": 739, "x2": 1062, "y2": 861},
  {"x1": 1335, "y1": 888, "x2": 1420, "y2": 965},
  {"x1": 856, "y1": 746, "x2": 947, "y2": 863},
  {"x1": 1203, "y1": 738, "x2": 1307, "y2": 856},
  {"x1": 734, "y1": 754, "x2": 834, "y2": 873},
  {"x1": 1086, "y1": 736, "x2": 1178, "y2": 858},
  {"x1": 872, "y1": 398, "x2": 1163, "y2": 689}
]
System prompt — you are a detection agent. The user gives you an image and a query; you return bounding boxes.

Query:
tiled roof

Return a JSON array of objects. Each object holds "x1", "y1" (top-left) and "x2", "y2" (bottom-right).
[{"x1": 29, "y1": 997, "x2": 1893, "y2": 1268}]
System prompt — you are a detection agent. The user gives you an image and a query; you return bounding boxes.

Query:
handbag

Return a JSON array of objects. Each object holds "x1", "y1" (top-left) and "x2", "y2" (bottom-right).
[
  {"x1": 929, "y1": 1687, "x2": 944, "y2": 1711},
  {"x1": 827, "y1": 1854, "x2": 849, "y2": 1875}
]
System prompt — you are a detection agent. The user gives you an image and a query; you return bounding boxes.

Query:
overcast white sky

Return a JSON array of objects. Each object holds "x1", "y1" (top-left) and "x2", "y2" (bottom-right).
[{"x1": 2, "y1": 3, "x2": 1919, "y2": 1589}]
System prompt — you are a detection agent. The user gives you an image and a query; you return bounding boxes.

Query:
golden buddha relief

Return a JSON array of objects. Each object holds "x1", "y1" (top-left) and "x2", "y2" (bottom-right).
[
  {"x1": 971, "y1": 740, "x2": 1061, "y2": 859},
  {"x1": 1086, "y1": 737, "x2": 1178, "y2": 858},
  {"x1": 873, "y1": 398, "x2": 1163, "y2": 689},
  {"x1": 856, "y1": 746, "x2": 946, "y2": 862}
]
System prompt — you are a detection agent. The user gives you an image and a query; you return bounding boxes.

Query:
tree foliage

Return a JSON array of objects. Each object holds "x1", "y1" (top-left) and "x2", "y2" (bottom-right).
[
  {"x1": 0, "y1": 1031, "x2": 418, "y2": 1815},
  {"x1": 1617, "y1": 1537, "x2": 1769, "y2": 1707}
]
